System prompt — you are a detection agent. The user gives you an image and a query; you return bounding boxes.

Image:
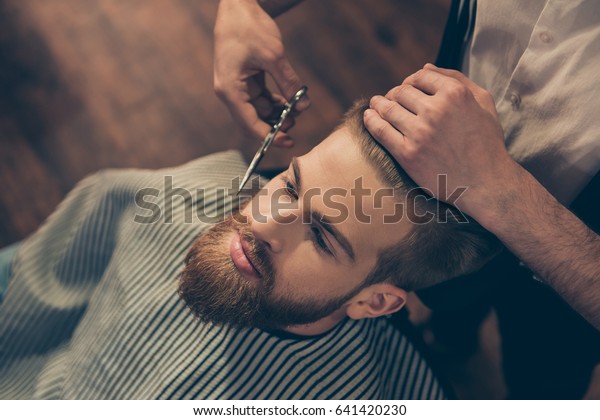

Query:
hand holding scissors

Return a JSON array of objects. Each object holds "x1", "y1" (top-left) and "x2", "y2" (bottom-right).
[{"x1": 237, "y1": 86, "x2": 308, "y2": 194}]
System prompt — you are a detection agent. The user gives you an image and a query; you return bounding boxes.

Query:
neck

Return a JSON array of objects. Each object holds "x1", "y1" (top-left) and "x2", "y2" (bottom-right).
[{"x1": 282, "y1": 307, "x2": 347, "y2": 336}]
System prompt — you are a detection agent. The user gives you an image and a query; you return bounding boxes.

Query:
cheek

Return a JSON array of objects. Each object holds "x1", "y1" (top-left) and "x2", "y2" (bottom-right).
[
  {"x1": 272, "y1": 248, "x2": 371, "y2": 297},
  {"x1": 272, "y1": 247, "x2": 318, "y2": 292}
]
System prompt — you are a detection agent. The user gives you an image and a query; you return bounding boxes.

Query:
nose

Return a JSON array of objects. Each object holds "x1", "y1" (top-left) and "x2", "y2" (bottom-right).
[
  {"x1": 247, "y1": 181, "x2": 304, "y2": 254},
  {"x1": 250, "y1": 199, "x2": 304, "y2": 254},
  {"x1": 250, "y1": 215, "x2": 285, "y2": 254}
]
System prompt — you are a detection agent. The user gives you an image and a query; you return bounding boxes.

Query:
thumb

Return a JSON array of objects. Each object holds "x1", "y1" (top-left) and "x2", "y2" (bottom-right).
[{"x1": 266, "y1": 56, "x2": 310, "y2": 112}]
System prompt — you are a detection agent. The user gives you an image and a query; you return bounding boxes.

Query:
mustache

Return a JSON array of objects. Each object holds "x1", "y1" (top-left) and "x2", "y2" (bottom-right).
[{"x1": 232, "y1": 216, "x2": 274, "y2": 281}]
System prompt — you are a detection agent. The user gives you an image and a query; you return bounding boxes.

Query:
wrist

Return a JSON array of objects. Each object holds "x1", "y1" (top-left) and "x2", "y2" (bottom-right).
[{"x1": 462, "y1": 159, "x2": 531, "y2": 232}]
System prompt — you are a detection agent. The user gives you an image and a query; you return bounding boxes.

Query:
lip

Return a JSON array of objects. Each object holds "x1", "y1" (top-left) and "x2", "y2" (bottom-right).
[{"x1": 230, "y1": 231, "x2": 262, "y2": 279}]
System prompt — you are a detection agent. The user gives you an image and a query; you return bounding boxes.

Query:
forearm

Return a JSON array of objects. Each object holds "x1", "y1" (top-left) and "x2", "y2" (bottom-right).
[
  {"x1": 258, "y1": 0, "x2": 304, "y2": 17},
  {"x1": 478, "y1": 164, "x2": 600, "y2": 330}
]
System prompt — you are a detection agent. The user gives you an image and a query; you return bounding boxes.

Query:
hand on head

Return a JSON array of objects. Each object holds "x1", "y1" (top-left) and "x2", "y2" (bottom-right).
[{"x1": 364, "y1": 64, "x2": 520, "y2": 219}]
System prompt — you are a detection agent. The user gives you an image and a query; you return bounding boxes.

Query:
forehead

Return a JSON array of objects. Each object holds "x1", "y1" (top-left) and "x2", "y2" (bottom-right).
[{"x1": 297, "y1": 128, "x2": 411, "y2": 258}]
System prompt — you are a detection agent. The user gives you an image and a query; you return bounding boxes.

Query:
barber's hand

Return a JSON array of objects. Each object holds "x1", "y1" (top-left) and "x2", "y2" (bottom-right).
[
  {"x1": 214, "y1": 0, "x2": 310, "y2": 147},
  {"x1": 364, "y1": 63, "x2": 521, "y2": 218}
]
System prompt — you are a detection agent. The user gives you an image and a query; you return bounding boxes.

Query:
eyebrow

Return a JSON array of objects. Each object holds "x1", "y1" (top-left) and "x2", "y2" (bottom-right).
[{"x1": 291, "y1": 157, "x2": 356, "y2": 262}]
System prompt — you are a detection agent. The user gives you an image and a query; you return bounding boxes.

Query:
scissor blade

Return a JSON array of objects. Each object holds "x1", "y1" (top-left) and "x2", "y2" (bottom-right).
[
  {"x1": 236, "y1": 148, "x2": 265, "y2": 195},
  {"x1": 236, "y1": 86, "x2": 308, "y2": 196}
]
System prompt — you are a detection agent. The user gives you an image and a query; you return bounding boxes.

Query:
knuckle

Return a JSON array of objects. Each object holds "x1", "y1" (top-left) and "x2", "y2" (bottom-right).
[
  {"x1": 439, "y1": 93, "x2": 455, "y2": 109},
  {"x1": 384, "y1": 86, "x2": 397, "y2": 99},
  {"x1": 402, "y1": 74, "x2": 416, "y2": 86},
  {"x1": 388, "y1": 84, "x2": 408, "y2": 99},
  {"x1": 421, "y1": 99, "x2": 436, "y2": 115},
  {"x1": 446, "y1": 69, "x2": 462, "y2": 79},
  {"x1": 375, "y1": 125, "x2": 389, "y2": 140},
  {"x1": 378, "y1": 100, "x2": 397, "y2": 118},
  {"x1": 368, "y1": 120, "x2": 387, "y2": 140},
  {"x1": 265, "y1": 43, "x2": 285, "y2": 63},
  {"x1": 445, "y1": 81, "x2": 469, "y2": 100},
  {"x1": 411, "y1": 68, "x2": 425, "y2": 82},
  {"x1": 420, "y1": 99, "x2": 443, "y2": 121},
  {"x1": 402, "y1": 144, "x2": 418, "y2": 161},
  {"x1": 213, "y1": 79, "x2": 226, "y2": 98},
  {"x1": 213, "y1": 76, "x2": 235, "y2": 102}
]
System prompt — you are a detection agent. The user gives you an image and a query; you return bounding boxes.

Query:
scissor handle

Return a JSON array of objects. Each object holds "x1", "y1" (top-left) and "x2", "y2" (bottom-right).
[
  {"x1": 274, "y1": 86, "x2": 308, "y2": 130},
  {"x1": 262, "y1": 86, "x2": 308, "y2": 153},
  {"x1": 289, "y1": 86, "x2": 308, "y2": 108}
]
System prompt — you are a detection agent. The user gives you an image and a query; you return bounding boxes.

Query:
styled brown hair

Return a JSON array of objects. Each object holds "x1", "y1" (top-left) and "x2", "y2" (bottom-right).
[{"x1": 341, "y1": 99, "x2": 501, "y2": 291}]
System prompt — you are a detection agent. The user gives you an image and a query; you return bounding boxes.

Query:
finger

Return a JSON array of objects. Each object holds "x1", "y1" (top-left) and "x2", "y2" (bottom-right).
[
  {"x1": 252, "y1": 95, "x2": 276, "y2": 119},
  {"x1": 247, "y1": 73, "x2": 267, "y2": 101},
  {"x1": 363, "y1": 108, "x2": 409, "y2": 165},
  {"x1": 231, "y1": 100, "x2": 294, "y2": 147},
  {"x1": 267, "y1": 92, "x2": 287, "y2": 123},
  {"x1": 272, "y1": 132, "x2": 294, "y2": 147},
  {"x1": 271, "y1": 113, "x2": 296, "y2": 148},
  {"x1": 424, "y1": 63, "x2": 497, "y2": 112},
  {"x1": 222, "y1": 92, "x2": 273, "y2": 142},
  {"x1": 280, "y1": 116, "x2": 295, "y2": 132},
  {"x1": 254, "y1": 90, "x2": 297, "y2": 147},
  {"x1": 423, "y1": 63, "x2": 480, "y2": 92},
  {"x1": 369, "y1": 95, "x2": 416, "y2": 136},
  {"x1": 402, "y1": 68, "x2": 448, "y2": 95},
  {"x1": 270, "y1": 92, "x2": 287, "y2": 106},
  {"x1": 266, "y1": 55, "x2": 311, "y2": 112},
  {"x1": 250, "y1": 95, "x2": 295, "y2": 147},
  {"x1": 270, "y1": 91, "x2": 304, "y2": 122},
  {"x1": 251, "y1": 94, "x2": 295, "y2": 131},
  {"x1": 385, "y1": 84, "x2": 430, "y2": 115}
]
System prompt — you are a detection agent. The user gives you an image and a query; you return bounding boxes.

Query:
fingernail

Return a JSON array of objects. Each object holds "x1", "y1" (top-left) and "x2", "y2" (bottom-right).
[
  {"x1": 424, "y1": 63, "x2": 437, "y2": 69},
  {"x1": 364, "y1": 109, "x2": 374, "y2": 117},
  {"x1": 370, "y1": 95, "x2": 382, "y2": 106},
  {"x1": 277, "y1": 135, "x2": 294, "y2": 147}
]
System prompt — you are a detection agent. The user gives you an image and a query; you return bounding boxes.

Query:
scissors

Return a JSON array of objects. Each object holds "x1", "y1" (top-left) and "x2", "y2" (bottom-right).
[{"x1": 237, "y1": 86, "x2": 308, "y2": 195}]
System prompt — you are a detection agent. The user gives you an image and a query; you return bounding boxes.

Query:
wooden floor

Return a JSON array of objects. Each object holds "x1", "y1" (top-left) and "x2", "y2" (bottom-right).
[
  {"x1": 2, "y1": 0, "x2": 579, "y2": 400},
  {"x1": 0, "y1": 0, "x2": 451, "y2": 246}
]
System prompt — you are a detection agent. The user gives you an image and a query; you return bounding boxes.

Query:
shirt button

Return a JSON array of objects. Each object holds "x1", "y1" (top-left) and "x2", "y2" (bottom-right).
[
  {"x1": 509, "y1": 92, "x2": 521, "y2": 109},
  {"x1": 539, "y1": 31, "x2": 553, "y2": 43}
]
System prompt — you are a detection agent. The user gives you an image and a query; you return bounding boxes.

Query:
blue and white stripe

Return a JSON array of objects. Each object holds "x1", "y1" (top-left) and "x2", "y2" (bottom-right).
[{"x1": 0, "y1": 151, "x2": 444, "y2": 400}]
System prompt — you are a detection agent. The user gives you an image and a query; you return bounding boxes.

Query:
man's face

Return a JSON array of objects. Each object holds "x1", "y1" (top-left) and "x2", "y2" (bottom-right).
[{"x1": 179, "y1": 128, "x2": 411, "y2": 332}]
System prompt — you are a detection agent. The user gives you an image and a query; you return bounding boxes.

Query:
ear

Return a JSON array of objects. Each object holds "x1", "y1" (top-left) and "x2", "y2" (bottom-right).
[{"x1": 345, "y1": 283, "x2": 407, "y2": 320}]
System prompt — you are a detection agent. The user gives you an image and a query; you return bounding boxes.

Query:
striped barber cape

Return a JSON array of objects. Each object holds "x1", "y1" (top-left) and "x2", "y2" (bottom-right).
[{"x1": 0, "y1": 151, "x2": 444, "y2": 400}]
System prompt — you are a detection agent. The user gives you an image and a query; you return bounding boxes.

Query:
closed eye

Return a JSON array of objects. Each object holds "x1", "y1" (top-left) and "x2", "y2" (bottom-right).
[
  {"x1": 282, "y1": 176, "x2": 299, "y2": 200},
  {"x1": 311, "y1": 226, "x2": 333, "y2": 256},
  {"x1": 281, "y1": 174, "x2": 333, "y2": 257}
]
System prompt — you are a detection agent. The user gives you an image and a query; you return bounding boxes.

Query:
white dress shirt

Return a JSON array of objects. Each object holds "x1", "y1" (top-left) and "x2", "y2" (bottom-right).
[{"x1": 462, "y1": 0, "x2": 600, "y2": 205}]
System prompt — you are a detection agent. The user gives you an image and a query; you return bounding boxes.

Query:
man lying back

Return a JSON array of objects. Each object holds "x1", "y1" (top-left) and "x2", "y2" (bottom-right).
[{"x1": 0, "y1": 99, "x2": 499, "y2": 399}]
